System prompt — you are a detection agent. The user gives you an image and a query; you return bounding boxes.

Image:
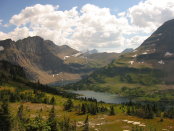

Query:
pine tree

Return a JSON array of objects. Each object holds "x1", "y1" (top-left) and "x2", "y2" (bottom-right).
[
  {"x1": 0, "y1": 101, "x2": 11, "y2": 131},
  {"x1": 81, "y1": 104, "x2": 86, "y2": 114},
  {"x1": 50, "y1": 97, "x2": 56, "y2": 105},
  {"x1": 64, "y1": 99, "x2": 73, "y2": 111},
  {"x1": 110, "y1": 105, "x2": 115, "y2": 115},
  {"x1": 17, "y1": 104, "x2": 24, "y2": 121},
  {"x1": 47, "y1": 106, "x2": 58, "y2": 131},
  {"x1": 83, "y1": 115, "x2": 89, "y2": 131},
  {"x1": 26, "y1": 114, "x2": 50, "y2": 131}
]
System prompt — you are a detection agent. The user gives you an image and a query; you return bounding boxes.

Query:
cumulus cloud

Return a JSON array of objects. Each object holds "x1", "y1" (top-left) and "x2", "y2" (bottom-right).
[
  {"x1": 128, "y1": 0, "x2": 174, "y2": 33},
  {"x1": 0, "y1": 0, "x2": 174, "y2": 52}
]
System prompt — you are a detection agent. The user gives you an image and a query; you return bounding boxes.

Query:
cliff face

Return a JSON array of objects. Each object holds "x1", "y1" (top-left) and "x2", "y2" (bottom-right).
[
  {"x1": 71, "y1": 19, "x2": 174, "y2": 91},
  {"x1": 140, "y1": 19, "x2": 174, "y2": 52},
  {"x1": 0, "y1": 36, "x2": 81, "y2": 83}
]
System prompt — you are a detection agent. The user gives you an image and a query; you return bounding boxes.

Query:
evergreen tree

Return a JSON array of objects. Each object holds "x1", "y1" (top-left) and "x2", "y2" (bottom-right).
[
  {"x1": 0, "y1": 101, "x2": 11, "y2": 131},
  {"x1": 83, "y1": 115, "x2": 89, "y2": 131},
  {"x1": 81, "y1": 104, "x2": 86, "y2": 114},
  {"x1": 110, "y1": 105, "x2": 115, "y2": 115},
  {"x1": 47, "y1": 106, "x2": 58, "y2": 131},
  {"x1": 17, "y1": 104, "x2": 24, "y2": 121},
  {"x1": 50, "y1": 97, "x2": 56, "y2": 105},
  {"x1": 26, "y1": 114, "x2": 50, "y2": 131},
  {"x1": 64, "y1": 99, "x2": 74, "y2": 111}
]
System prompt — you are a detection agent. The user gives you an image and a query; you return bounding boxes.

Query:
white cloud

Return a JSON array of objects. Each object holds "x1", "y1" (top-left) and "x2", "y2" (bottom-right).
[
  {"x1": 126, "y1": 35, "x2": 148, "y2": 49},
  {"x1": 0, "y1": 46, "x2": 4, "y2": 51},
  {"x1": 128, "y1": 0, "x2": 174, "y2": 33},
  {"x1": 0, "y1": 32, "x2": 9, "y2": 40},
  {"x1": 0, "y1": 0, "x2": 174, "y2": 52}
]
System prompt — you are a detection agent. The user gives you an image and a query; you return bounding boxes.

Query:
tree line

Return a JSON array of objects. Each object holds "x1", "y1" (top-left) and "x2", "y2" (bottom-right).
[
  {"x1": 0, "y1": 89, "x2": 56, "y2": 105},
  {"x1": 0, "y1": 100, "x2": 82, "y2": 131},
  {"x1": 121, "y1": 101, "x2": 174, "y2": 119}
]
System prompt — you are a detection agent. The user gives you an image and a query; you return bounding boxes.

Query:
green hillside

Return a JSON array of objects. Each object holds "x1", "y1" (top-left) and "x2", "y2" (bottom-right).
[{"x1": 1, "y1": 60, "x2": 174, "y2": 131}]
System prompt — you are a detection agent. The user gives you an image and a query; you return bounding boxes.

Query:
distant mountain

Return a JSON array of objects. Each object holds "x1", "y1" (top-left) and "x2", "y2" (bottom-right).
[
  {"x1": 135, "y1": 19, "x2": 174, "y2": 82},
  {"x1": 0, "y1": 36, "x2": 86, "y2": 84},
  {"x1": 86, "y1": 52, "x2": 120, "y2": 66},
  {"x1": 121, "y1": 48, "x2": 133, "y2": 53},
  {"x1": 83, "y1": 49, "x2": 98, "y2": 55},
  {"x1": 65, "y1": 19, "x2": 174, "y2": 95},
  {"x1": 0, "y1": 36, "x2": 120, "y2": 84},
  {"x1": 139, "y1": 19, "x2": 174, "y2": 52}
]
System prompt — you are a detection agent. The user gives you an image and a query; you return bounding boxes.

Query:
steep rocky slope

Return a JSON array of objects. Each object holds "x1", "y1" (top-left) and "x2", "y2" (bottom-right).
[
  {"x1": 0, "y1": 36, "x2": 120, "y2": 84},
  {"x1": 66, "y1": 19, "x2": 174, "y2": 94}
]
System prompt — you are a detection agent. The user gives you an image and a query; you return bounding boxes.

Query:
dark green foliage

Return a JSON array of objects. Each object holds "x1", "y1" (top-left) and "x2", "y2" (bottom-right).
[
  {"x1": 109, "y1": 105, "x2": 115, "y2": 115},
  {"x1": 25, "y1": 115, "x2": 50, "y2": 131},
  {"x1": 164, "y1": 107, "x2": 174, "y2": 118},
  {"x1": 0, "y1": 101, "x2": 11, "y2": 131},
  {"x1": 79, "y1": 102, "x2": 107, "y2": 115},
  {"x1": 26, "y1": 82, "x2": 77, "y2": 99},
  {"x1": 17, "y1": 104, "x2": 24, "y2": 121},
  {"x1": 47, "y1": 106, "x2": 58, "y2": 131},
  {"x1": 59, "y1": 116, "x2": 76, "y2": 131},
  {"x1": 0, "y1": 60, "x2": 26, "y2": 83},
  {"x1": 50, "y1": 97, "x2": 56, "y2": 105},
  {"x1": 83, "y1": 115, "x2": 89, "y2": 131},
  {"x1": 64, "y1": 99, "x2": 74, "y2": 111},
  {"x1": 123, "y1": 102, "x2": 174, "y2": 119},
  {"x1": 81, "y1": 103, "x2": 86, "y2": 114},
  {"x1": 0, "y1": 89, "x2": 52, "y2": 104}
]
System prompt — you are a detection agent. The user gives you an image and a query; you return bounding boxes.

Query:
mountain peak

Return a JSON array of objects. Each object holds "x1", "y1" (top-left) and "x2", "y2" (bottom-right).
[
  {"x1": 140, "y1": 19, "x2": 174, "y2": 52},
  {"x1": 121, "y1": 48, "x2": 133, "y2": 54}
]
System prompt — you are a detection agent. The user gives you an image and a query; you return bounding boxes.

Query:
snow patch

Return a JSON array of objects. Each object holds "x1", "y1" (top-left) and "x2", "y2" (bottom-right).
[
  {"x1": 165, "y1": 52, "x2": 173, "y2": 57},
  {"x1": 129, "y1": 61, "x2": 134, "y2": 65},
  {"x1": 122, "y1": 120, "x2": 128, "y2": 122},
  {"x1": 64, "y1": 56, "x2": 70, "y2": 60},
  {"x1": 72, "y1": 52, "x2": 82, "y2": 57},
  {"x1": 158, "y1": 60, "x2": 165, "y2": 65},
  {"x1": 132, "y1": 122, "x2": 141, "y2": 125},
  {"x1": 132, "y1": 54, "x2": 137, "y2": 58},
  {"x1": 127, "y1": 121, "x2": 134, "y2": 124},
  {"x1": 0, "y1": 46, "x2": 4, "y2": 51},
  {"x1": 52, "y1": 72, "x2": 62, "y2": 77},
  {"x1": 122, "y1": 120, "x2": 145, "y2": 127},
  {"x1": 142, "y1": 52, "x2": 148, "y2": 55},
  {"x1": 139, "y1": 124, "x2": 146, "y2": 127}
]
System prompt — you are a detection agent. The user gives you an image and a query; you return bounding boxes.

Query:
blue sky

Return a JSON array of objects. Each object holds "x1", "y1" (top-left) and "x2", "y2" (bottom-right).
[
  {"x1": 0, "y1": 0, "x2": 141, "y2": 24},
  {"x1": 0, "y1": 0, "x2": 174, "y2": 52}
]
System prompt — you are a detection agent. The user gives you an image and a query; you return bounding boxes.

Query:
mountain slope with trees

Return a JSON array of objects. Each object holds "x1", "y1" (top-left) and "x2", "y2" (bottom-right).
[{"x1": 65, "y1": 19, "x2": 174, "y2": 101}]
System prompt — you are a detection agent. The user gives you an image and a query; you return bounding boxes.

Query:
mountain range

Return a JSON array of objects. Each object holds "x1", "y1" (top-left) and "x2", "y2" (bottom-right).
[
  {"x1": 0, "y1": 36, "x2": 120, "y2": 84},
  {"x1": 1, "y1": 18, "x2": 174, "y2": 96},
  {"x1": 65, "y1": 19, "x2": 174, "y2": 99}
]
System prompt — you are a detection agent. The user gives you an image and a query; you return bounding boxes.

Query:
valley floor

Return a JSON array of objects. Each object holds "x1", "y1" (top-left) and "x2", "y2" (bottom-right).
[
  {"x1": 1, "y1": 82, "x2": 174, "y2": 131},
  {"x1": 9, "y1": 102, "x2": 174, "y2": 131}
]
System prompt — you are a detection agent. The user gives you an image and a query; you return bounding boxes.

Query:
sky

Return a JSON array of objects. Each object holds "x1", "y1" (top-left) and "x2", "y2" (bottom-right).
[{"x1": 0, "y1": 0, "x2": 174, "y2": 52}]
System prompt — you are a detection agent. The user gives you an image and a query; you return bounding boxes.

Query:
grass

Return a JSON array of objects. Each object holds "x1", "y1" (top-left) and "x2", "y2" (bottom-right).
[
  {"x1": 8, "y1": 101, "x2": 174, "y2": 131},
  {"x1": 1, "y1": 81, "x2": 174, "y2": 131}
]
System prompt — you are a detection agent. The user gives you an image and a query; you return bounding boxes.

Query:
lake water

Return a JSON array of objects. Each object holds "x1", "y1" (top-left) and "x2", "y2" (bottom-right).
[{"x1": 70, "y1": 90, "x2": 130, "y2": 104}]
